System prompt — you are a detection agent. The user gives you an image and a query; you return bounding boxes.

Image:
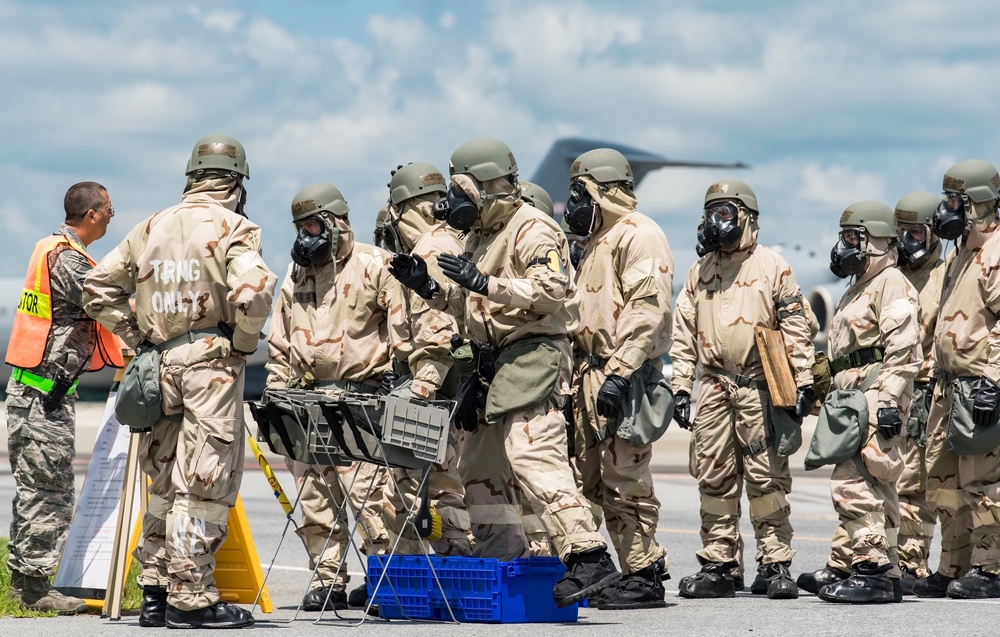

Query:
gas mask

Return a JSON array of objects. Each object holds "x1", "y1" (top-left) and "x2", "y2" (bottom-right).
[
  {"x1": 433, "y1": 185, "x2": 479, "y2": 232},
  {"x1": 235, "y1": 183, "x2": 248, "y2": 217},
  {"x1": 896, "y1": 223, "x2": 937, "y2": 270},
  {"x1": 829, "y1": 227, "x2": 868, "y2": 278},
  {"x1": 373, "y1": 206, "x2": 404, "y2": 253},
  {"x1": 932, "y1": 192, "x2": 968, "y2": 241},
  {"x1": 564, "y1": 181, "x2": 596, "y2": 235},
  {"x1": 702, "y1": 202, "x2": 743, "y2": 250},
  {"x1": 696, "y1": 220, "x2": 716, "y2": 256},
  {"x1": 291, "y1": 215, "x2": 336, "y2": 267}
]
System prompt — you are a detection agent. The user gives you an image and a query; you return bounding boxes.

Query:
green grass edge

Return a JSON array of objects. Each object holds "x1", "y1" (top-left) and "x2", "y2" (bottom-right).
[{"x1": 0, "y1": 537, "x2": 141, "y2": 617}]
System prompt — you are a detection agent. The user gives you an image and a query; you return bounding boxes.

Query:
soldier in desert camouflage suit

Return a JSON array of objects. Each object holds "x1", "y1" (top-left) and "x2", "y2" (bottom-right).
[
  {"x1": 265, "y1": 182, "x2": 411, "y2": 611},
  {"x1": 388, "y1": 138, "x2": 620, "y2": 608},
  {"x1": 563, "y1": 148, "x2": 672, "y2": 610},
  {"x1": 915, "y1": 160, "x2": 1000, "y2": 599},
  {"x1": 895, "y1": 192, "x2": 948, "y2": 591},
  {"x1": 5, "y1": 181, "x2": 119, "y2": 614},
  {"x1": 373, "y1": 162, "x2": 473, "y2": 563},
  {"x1": 671, "y1": 179, "x2": 815, "y2": 601},
  {"x1": 804, "y1": 201, "x2": 920, "y2": 604},
  {"x1": 84, "y1": 135, "x2": 275, "y2": 629},
  {"x1": 798, "y1": 193, "x2": 947, "y2": 598}
]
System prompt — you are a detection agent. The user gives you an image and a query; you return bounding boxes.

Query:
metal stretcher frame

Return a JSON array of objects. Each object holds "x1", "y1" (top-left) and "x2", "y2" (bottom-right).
[{"x1": 247, "y1": 388, "x2": 459, "y2": 626}]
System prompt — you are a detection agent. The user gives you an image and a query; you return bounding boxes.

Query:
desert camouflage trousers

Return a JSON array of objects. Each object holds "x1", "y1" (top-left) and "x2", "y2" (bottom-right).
[
  {"x1": 460, "y1": 394, "x2": 606, "y2": 563},
  {"x1": 897, "y1": 432, "x2": 934, "y2": 577},
  {"x1": 5, "y1": 378, "x2": 76, "y2": 578},
  {"x1": 133, "y1": 349, "x2": 246, "y2": 611},
  {"x1": 690, "y1": 377, "x2": 794, "y2": 572},
  {"x1": 383, "y1": 430, "x2": 474, "y2": 556},
  {"x1": 828, "y1": 420, "x2": 903, "y2": 577},
  {"x1": 573, "y1": 366, "x2": 666, "y2": 575},
  {"x1": 290, "y1": 460, "x2": 391, "y2": 591},
  {"x1": 924, "y1": 381, "x2": 973, "y2": 577}
]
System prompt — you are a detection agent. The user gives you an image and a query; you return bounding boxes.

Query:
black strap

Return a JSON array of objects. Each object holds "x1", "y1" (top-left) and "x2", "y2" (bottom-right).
[
  {"x1": 830, "y1": 347, "x2": 885, "y2": 375},
  {"x1": 741, "y1": 439, "x2": 768, "y2": 457},
  {"x1": 776, "y1": 294, "x2": 805, "y2": 321}
]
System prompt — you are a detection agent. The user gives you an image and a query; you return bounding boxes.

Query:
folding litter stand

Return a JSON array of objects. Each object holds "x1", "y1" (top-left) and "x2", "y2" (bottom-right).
[{"x1": 249, "y1": 387, "x2": 457, "y2": 626}]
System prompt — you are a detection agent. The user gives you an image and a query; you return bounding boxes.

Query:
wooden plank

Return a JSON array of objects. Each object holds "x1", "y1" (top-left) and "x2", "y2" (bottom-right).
[{"x1": 754, "y1": 326, "x2": 798, "y2": 408}]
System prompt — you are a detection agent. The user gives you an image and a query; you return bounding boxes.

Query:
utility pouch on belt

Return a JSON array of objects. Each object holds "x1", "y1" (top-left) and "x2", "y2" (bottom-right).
[
  {"x1": 484, "y1": 336, "x2": 561, "y2": 425},
  {"x1": 765, "y1": 395, "x2": 802, "y2": 457},
  {"x1": 598, "y1": 359, "x2": 673, "y2": 445},
  {"x1": 804, "y1": 362, "x2": 880, "y2": 472},
  {"x1": 115, "y1": 343, "x2": 163, "y2": 432},
  {"x1": 804, "y1": 388, "x2": 868, "y2": 470},
  {"x1": 811, "y1": 351, "x2": 833, "y2": 403},
  {"x1": 946, "y1": 376, "x2": 1000, "y2": 455},
  {"x1": 907, "y1": 382, "x2": 930, "y2": 447}
]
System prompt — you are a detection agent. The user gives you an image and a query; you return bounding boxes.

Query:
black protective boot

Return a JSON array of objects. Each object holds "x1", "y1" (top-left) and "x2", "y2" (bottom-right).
[
  {"x1": 796, "y1": 565, "x2": 850, "y2": 595},
  {"x1": 946, "y1": 566, "x2": 1000, "y2": 599},
  {"x1": 678, "y1": 561, "x2": 738, "y2": 599},
  {"x1": 913, "y1": 572, "x2": 955, "y2": 598},
  {"x1": 301, "y1": 586, "x2": 348, "y2": 611},
  {"x1": 347, "y1": 580, "x2": 368, "y2": 608},
  {"x1": 139, "y1": 585, "x2": 168, "y2": 627},
  {"x1": 553, "y1": 547, "x2": 621, "y2": 608},
  {"x1": 165, "y1": 601, "x2": 254, "y2": 629},
  {"x1": 732, "y1": 573, "x2": 745, "y2": 592},
  {"x1": 892, "y1": 578, "x2": 902, "y2": 603},
  {"x1": 899, "y1": 565, "x2": 917, "y2": 596},
  {"x1": 817, "y1": 562, "x2": 895, "y2": 604},
  {"x1": 765, "y1": 562, "x2": 798, "y2": 600},
  {"x1": 594, "y1": 558, "x2": 667, "y2": 610}
]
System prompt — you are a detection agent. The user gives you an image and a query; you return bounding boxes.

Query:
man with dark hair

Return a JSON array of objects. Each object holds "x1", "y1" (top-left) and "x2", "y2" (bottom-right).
[{"x1": 4, "y1": 181, "x2": 123, "y2": 613}]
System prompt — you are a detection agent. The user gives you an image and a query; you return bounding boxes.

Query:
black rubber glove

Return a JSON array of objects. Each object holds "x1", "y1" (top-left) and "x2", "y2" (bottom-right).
[
  {"x1": 792, "y1": 385, "x2": 816, "y2": 420},
  {"x1": 925, "y1": 378, "x2": 937, "y2": 412},
  {"x1": 388, "y1": 252, "x2": 439, "y2": 300},
  {"x1": 438, "y1": 253, "x2": 489, "y2": 296},
  {"x1": 973, "y1": 377, "x2": 1000, "y2": 427},
  {"x1": 876, "y1": 407, "x2": 903, "y2": 439},
  {"x1": 596, "y1": 375, "x2": 630, "y2": 418},
  {"x1": 42, "y1": 373, "x2": 75, "y2": 414},
  {"x1": 217, "y1": 321, "x2": 255, "y2": 356},
  {"x1": 673, "y1": 390, "x2": 691, "y2": 430}
]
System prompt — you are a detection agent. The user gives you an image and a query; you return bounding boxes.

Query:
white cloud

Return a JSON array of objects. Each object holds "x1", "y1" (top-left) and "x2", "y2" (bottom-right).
[
  {"x1": 1, "y1": 0, "x2": 1000, "y2": 281},
  {"x1": 797, "y1": 164, "x2": 887, "y2": 207}
]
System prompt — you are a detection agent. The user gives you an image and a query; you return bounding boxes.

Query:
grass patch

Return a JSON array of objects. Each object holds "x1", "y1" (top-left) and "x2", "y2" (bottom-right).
[{"x1": 0, "y1": 537, "x2": 141, "y2": 617}]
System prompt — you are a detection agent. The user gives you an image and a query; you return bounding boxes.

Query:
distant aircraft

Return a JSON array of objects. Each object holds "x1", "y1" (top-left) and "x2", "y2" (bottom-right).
[{"x1": 0, "y1": 138, "x2": 751, "y2": 399}]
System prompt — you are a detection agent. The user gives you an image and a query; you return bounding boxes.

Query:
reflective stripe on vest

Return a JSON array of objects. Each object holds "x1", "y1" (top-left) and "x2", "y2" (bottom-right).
[{"x1": 5, "y1": 233, "x2": 124, "y2": 371}]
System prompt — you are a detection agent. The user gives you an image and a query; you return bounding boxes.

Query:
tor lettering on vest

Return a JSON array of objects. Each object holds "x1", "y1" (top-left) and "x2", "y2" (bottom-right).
[{"x1": 17, "y1": 290, "x2": 46, "y2": 317}]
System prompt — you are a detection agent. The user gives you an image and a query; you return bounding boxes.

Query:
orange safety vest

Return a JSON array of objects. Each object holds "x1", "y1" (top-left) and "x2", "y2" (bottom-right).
[{"x1": 5, "y1": 233, "x2": 124, "y2": 372}]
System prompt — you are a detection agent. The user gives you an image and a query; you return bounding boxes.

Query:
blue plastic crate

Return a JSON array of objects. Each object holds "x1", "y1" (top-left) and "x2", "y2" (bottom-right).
[{"x1": 367, "y1": 555, "x2": 581, "y2": 623}]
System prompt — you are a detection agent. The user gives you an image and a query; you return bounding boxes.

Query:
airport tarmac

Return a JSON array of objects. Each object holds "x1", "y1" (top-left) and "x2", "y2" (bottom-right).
[{"x1": 1, "y1": 400, "x2": 998, "y2": 636}]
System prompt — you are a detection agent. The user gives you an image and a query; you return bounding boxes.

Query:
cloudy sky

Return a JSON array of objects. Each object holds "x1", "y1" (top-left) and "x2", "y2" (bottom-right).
[{"x1": 2, "y1": 0, "x2": 998, "y2": 288}]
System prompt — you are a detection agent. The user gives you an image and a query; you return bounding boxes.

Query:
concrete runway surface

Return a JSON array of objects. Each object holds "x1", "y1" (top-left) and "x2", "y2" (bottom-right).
[{"x1": 1, "y1": 400, "x2": 998, "y2": 636}]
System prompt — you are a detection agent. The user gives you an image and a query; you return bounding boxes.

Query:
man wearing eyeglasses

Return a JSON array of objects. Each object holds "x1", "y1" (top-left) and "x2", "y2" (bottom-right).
[
  {"x1": 671, "y1": 179, "x2": 815, "y2": 601},
  {"x1": 918, "y1": 160, "x2": 1000, "y2": 599},
  {"x1": 5, "y1": 181, "x2": 124, "y2": 613}
]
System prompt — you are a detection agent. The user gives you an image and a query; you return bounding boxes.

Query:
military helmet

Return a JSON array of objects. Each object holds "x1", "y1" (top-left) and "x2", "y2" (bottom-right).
[
  {"x1": 894, "y1": 191, "x2": 940, "y2": 226},
  {"x1": 704, "y1": 179, "x2": 758, "y2": 212},
  {"x1": 520, "y1": 181, "x2": 554, "y2": 216},
  {"x1": 449, "y1": 138, "x2": 518, "y2": 181},
  {"x1": 290, "y1": 182, "x2": 349, "y2": 222},
  {"x1": 569, "y1": 148, "x2": 634, "y2": 186},
  {"x1": 388, "y1": 162, "x2": 447, "y2": 205},
  {"x1": 185, "y1": 134, "x2": 249, "y2": 179},
  {"x1": 839, "y1": 200, "x2": 896, "y2": 238},
  {"x1": 942, "y1": 159, "x2": 1000, "y2": 203}
]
